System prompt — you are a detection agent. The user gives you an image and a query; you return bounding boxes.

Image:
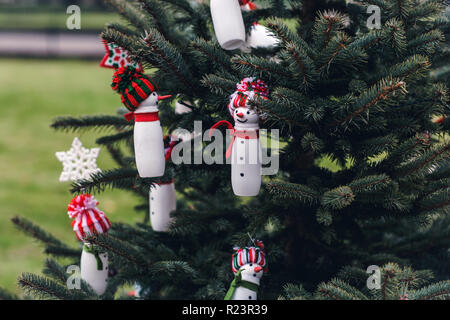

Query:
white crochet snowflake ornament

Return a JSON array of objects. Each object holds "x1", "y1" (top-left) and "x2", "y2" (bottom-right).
[{"x1": 56, "y1": 137, "x2": 101, "y2": 182}]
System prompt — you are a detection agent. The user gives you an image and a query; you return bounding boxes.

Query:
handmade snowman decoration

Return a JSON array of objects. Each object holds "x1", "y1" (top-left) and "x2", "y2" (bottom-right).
[
  {"x1": 111, "y1": 67, "x2": 172, "y2": 178},
  {"x1": 149, "y1": 135, "x2": 181, "y2": 232},
  {"x1": 224, "y1": 240, "x2": 267, "y2": 300},
  {"x1": 67, "y1": 194, "x2": 111, "y2": 295},
  {"x1": 210, "y1": 0, "x2": 257, "y2": 50},
  {"x1": 210, "y1": 77, "x2": 269, "y2": 196}
]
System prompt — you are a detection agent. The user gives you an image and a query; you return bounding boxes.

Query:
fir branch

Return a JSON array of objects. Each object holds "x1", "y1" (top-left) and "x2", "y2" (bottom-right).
[
  {"x1": 407, "y1": 29, "x2": 445, "y2": 54},
  {"x1": 85, "y1": 234, "x2": 148, "y2": 268},
  {"x1": 104, "y1": 144, "x2": 128, "y2": 167},
  {"x1": 105, "y1": 22, "x2": 139, "y2": 38},
  {"x1": 231, "y1": 55, "x2": 291, "y2": 79},
  {"x1": 96, "y1": 130, "x2": 133, "y2": 146},
  {"x1": 105, "y1": 0, "x2": 153, "y2": 31},
  {"x1": 11, "y1": 216, "x2": 69, "y2": 249},
  {"x1": 316, "y1": 278, "x2": 368, "y2": 300},
  {"x1": 162, "y1": 0, "x2": 210, "y2": 40},
  {"x1": 0, "y1": 287, "x2": 19, "y2": 300},
  {"x1": 142, "y1": 28, "x2": 193, "y2": 91},
  {"x1": 313, "y1": 10, "x2": 347, "y2": 51},
  {"x1": 379, "y1": 54, "x2": 430, "y2": 81},
  {"x1": 330, "y1": 78, "x2": 407, "y2": 128},
  {"x1": 265, "y1": 17, "x2": 316, "y2": 58},
  {"x1": 321, "y1": 186, "x2": 355, "y2": 210},
  {"x1": 70, "y1": 168, "x2": 138, "y2": 194},
  {"x1": 278, "y1": 283, "x2": 312, "y2": 300},
  {"x1": 44, "y1": 245, "x2": 80, "y2": 258},
  {"x1": 349, "y1": 174, "x2": 392, "y2": 194},
  {"x1": 138, "y1": 0, "x2": 174, "y2": 42},
  {"x1": 51, "y1": 115, "x2": 130, "y2": 132},
  {"x1": 283, "y1": 41, "x2": 318, "y2": 88},
  {"x1": 410, "y1": 281, "x2": 450, "y2": 300},
  {"x1": 265, "y1": 181, "x2": 320, "y2": 205},
  {"x1": 190, "y1": 38, "x2": 233, "y2": 72},
  {"x1": 200, "y1": 74, "x2": 236, "y2": 96},
  {"x1": 382, "y1": 18, "x2": 407, "y2": 55},
  {"x1": 397, "y1": 143, "x2": 450, "y2": 179},
  {"x1": 18, "y1": 273, "x2": 90, "y2": 300},
  {"x1": 43, "y1": 259, "x2": 71, "y2": 284}
]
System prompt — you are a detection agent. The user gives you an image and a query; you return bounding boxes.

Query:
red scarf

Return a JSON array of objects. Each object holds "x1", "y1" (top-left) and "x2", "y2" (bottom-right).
[
  {"x1": 124, "y1": 111, "x2": 159, "y2": 122},
  {"x1": 209, "y1": 120, "x2": 259, "y2": 159}
]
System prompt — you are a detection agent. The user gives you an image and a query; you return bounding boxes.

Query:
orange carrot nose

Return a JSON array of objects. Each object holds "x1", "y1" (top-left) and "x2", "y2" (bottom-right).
[
  {"x1": 157, "y1": 95, "x2": 172, "y2": 101},
  {"x1": 254, "y1": 266, "x2": 263, "y2": 273},
  {"x1": 236, "y1": 112, "x2": 244, "y2": 118}
]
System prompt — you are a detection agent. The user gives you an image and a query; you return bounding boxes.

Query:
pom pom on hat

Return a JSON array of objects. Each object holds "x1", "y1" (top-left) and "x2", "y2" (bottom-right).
[
  {"x1": 236, "y1": 77, "x2": 269, "y2": 97},
  {"x1": 231, "y1": 240, "x2": 268, "y2": 274},
  {"x1": 111, "y1": 66, "x2": 158, "y2": 112},
  {"x1": 228, "y1": 77, "x2": 269, "y2": 117},
  {"x1": 68, "y1": 194, "x2": 111, "y2": 241}
]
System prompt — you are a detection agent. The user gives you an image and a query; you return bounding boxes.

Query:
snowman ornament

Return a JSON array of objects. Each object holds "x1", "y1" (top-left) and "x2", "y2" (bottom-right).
[
  {"x1": 210, "y1": 77, "x2": 269, "y2": 196},
  {"x1": 111, "y1": 67, "x2": 172, "y2": 178},
  {"x1": 67, "y1": 194, "x2": 111, "y2": 295},
  {"x1": 149, "y1": 135, "x2": 180, "y2": 232},
  {"x1": 224, "y1": 240, "x2": 267, "y2": 300}
]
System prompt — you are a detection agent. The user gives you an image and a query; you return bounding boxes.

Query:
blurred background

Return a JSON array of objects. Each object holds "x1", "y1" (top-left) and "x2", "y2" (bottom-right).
[{"x1": 0, "y1": 0, "x2": 140, "y2": 295}]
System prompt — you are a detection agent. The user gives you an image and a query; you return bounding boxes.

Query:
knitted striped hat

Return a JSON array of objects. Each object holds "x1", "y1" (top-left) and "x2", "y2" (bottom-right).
[
  {"x1": 68, "y1": 194, "x2": 111, "y2": 242},
  {"x1": 228, "y1": 77, "x2": 269, "y2": 117},
  {"x1": 111, "y1": 66, "x2": 158, "y2": 112},
  {"x1": 231, "y1": 240, "x2": 268, "y2": 274}
]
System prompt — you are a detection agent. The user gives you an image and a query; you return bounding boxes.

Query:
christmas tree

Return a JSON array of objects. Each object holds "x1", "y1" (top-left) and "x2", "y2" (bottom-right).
[{"x1": 2, "y1": 0, "x2": 449, "y2": 300}]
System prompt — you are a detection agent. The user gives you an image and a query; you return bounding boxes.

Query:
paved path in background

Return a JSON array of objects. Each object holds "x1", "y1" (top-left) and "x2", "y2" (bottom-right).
[{"x1": 0, "y1": 32, "x2": 104, "y2": 58}]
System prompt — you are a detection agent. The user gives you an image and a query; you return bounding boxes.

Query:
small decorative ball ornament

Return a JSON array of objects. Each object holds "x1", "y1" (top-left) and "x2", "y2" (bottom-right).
[
  {"x1": 149, "y1": 135, "x2": 181, "y2": 232},
  {"x1": 241, "y1": 22, "x2": 280, "y2": 52},
  {"x1": 111, "y1": 66, "x2": 172, "y2": 178},
  {"x1": 67, "y1": 194, "x2": 111, "y2": 295},
  {"x1": 210, "y1": 77, "x2": 269, "y2": 196},
  {"x1": 224, "y1": 240, "x2": 267, "y2": 300}
]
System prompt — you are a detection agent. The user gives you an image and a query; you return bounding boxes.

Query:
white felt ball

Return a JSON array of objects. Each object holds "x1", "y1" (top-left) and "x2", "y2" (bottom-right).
[{"x1": 241, "y1": 23, "x2": 280, "y2": 52}]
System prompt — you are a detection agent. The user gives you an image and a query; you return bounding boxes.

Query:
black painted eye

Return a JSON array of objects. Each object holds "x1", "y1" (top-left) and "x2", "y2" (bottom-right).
[
  {"x1": 250, "y1": 264, "x2": 253, "y2": 266},
  {"x1": 247, "y1": 111, "x2": 250, "y2": 114},
  {"x1": 253, "y1": 274, "x2": 256, "y2": 277}
]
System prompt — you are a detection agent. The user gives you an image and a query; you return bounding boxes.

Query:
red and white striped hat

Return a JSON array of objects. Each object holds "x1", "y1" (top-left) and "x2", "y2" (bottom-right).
[
  {"x1": 67, "y1": 194, "x2": 111, "y2": 241},
  {"x1": 228, "y1": 77, "x2": 269, "y2": 117},
  {"x1": 231, "y1": 240, "x2": 268, "y2": 274}
]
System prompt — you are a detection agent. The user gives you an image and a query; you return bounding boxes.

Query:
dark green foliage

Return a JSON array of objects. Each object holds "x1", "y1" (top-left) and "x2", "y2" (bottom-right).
[
  {"x1": 280, "y1": 263, "x2": 450, "y2": 300},
  {"x1": 9, "y1": 0, "x2": 449, "y2": 300}
]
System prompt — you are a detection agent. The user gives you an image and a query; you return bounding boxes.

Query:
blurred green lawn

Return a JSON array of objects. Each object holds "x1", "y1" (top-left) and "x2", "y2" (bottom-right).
[
  {"x1": 0, "y1": 12, "x2": 121, "y2": 31},
  {"x1": 0, "y1": 59, "x2": 141, "y2": 295}
]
